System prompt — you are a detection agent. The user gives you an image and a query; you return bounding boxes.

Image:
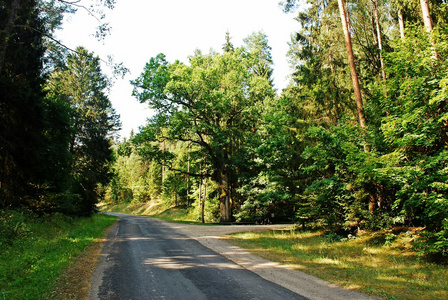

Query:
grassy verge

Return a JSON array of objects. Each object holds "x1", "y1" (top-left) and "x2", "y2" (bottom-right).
[
  {"x1": 99, "y1": 202, "x2": 200, "y2": 223},
  {"x1": 0, "y1": 211, "x2": 117, "y2": 300},
  {"x1": 227, "y1": 229, "x2": 448, "y2": 300}
]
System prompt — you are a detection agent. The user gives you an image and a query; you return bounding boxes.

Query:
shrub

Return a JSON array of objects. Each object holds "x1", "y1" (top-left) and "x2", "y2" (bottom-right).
[{"x1": 0, "y1": 210, "x2": 30, "y2": 246}]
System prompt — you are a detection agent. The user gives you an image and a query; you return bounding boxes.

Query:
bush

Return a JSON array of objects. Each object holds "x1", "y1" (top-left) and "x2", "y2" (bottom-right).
[
  {"x1": 413, "y1": 224, "x2": 448, "y2": 263},
  {"x1": 0, "y1": 210, "x2": 30, "y2": 246}
]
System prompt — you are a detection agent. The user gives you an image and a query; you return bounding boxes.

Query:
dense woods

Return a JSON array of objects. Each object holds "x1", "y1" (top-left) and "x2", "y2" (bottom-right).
[
  {"x1": 106, "y1": 0, "x2": 448, "y2": 258},
  {"x1": 2, "y1": 0, "x2": 448, "y2": 259},
  {"x1": 1, "y1": 0, "x2": 118, "y2": 216}
]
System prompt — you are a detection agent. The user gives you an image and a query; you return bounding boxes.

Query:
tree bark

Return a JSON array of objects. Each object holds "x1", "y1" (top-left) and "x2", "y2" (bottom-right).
[
  {"x1": 0, "y1": 0, "x2": 21, "y2": 74},
  {"x1": 161, "y1": 140, "x2": 165, "y2": 183},
  {"x1": 201, "y1": 176, "x2": 206, "y2": 223},
  {"x1": 218, "y1": 168, "x2": 231, "y2": 223},
  {"x1": 338, "y1": 0, "x2": 374, "y2": 211},
  {"x1": 398, "y1": 10, "x2": 405, "y2": 40},
  {"x1": 372, "y1": 0, "x2": 386, "y2": 81},
  {"x1": 186, "y1": 143, "x2": 190, "y2": 207},
  {"x1": 337, "y1": 0, "x2": 367, "y2": 129},
  {"x1": 420, "y1": 0, "x2": 433, "y2": 33},
  {"x1": 198, "y1": 171, "x2": 202, "y2": 220},
  {"x1": 420, "y1": 0, "x2": 438, "y2": 60}
]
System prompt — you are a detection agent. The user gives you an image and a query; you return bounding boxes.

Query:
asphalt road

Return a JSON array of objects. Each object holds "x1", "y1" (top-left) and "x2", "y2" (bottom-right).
[
  {"x1": 90, "y1": 214, "x2": 376, "y2": 300},
  {"x1": 90, "y1": 214, "x2": 306, "y2": 299}
]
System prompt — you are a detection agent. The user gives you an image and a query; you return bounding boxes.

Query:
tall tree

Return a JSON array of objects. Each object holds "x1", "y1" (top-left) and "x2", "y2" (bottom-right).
[
  {"x1": 0, "y1": 0, "x2": 47, "y2": 208},
  {"x1": 1, "y1": 0, "x2": 119, "y2": 213},
  {"x1": 420, "y1": 0, "x2": 434, "y2": 33},
  {"x1": 48, "y1": 47, "x2": 120, "y2": 215},
  {"x1": 371, "y1": 0, "x2": 387, "y2": 81},
  {"x1": 222, "y1": 31, "x2": 234, "y2": 53},
  {"x1": 132, "y1": 45, "x2": 274, "y2": 222},
  {"x1": 420, "y1": 0, "x2": 438, "y2": 60},
  {"x1": 0, "y1": 0, "x2": 21, "y2": 73},
  {"x1": 337, "y1": 0, "x2": 367, "y2": 129},
  {"x1": 243, "y1": 31, "x2": 274, "y2": 81}
]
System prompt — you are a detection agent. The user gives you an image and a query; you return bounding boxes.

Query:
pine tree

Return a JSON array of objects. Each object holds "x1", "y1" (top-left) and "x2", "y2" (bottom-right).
[
  {"x1": 48, "y1": 47, "x2": 120, "y2": 215},
  {"x1": 0, "y1": 0, "x2": 47, "y2": 209},
  {"x1": 222, "y1": 31, "x2": 234, "y2": 53}
]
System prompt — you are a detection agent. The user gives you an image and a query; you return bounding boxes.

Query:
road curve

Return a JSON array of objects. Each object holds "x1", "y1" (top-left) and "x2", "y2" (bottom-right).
[{"x1": 90, "y1": 213, "x2": 376, "y2": 300}]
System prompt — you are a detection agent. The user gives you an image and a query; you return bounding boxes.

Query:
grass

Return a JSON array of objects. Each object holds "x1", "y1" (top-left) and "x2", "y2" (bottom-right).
[
  {"x1": 99, "y1": 201, "x2": 205, "y2": 223},
  {"x1": 0, "y1": 211, "x2": 117, "y2": 300},
  {"x1": 226, "y1": 229, "x2": 448, "y2": 300},
  {"x1": 98, "y1": 202, "x2": 164, "y2": 216}
]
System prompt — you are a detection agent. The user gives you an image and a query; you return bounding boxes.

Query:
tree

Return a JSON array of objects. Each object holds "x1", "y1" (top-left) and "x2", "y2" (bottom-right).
[
  {"x1": 420, "y1": 0, "x2": 434, "y2": 33},
  {"x1": 419, "y1": 0, "x2": 438, "y2": 60},
  {"x1": 1, "y1": 0, "x2": 116, "y2": 72},
  {"x1": 0, "y1": 0, "x2": 21, "y2": 73},
  {"x1": 337, "y1": 0, "x2": 367, "y2": 129},
  {"x1": 0, "y1": 0, "x2": 47, "y2": 209},
  {"x1": 371, "y1": 0, "x2": 387, "y2": 81},
  {"x1": 280, "y1": 0, "x2": 448, "y2": 240},
  {"x1": 132, "y1": 43, "x2": 274, "y2": 222},
  {"x1": 222, "y1": 31, "x2": 234, "y2": 53},
  {"x1": 47, "y1": 47, "x2": 120, "y2": 215},
  {"x1": 1, "y1": 0, "x2": 119, "y2": 213},
  {"x1": 243, "y1": 31, "x2": 274, "y2": 82}
]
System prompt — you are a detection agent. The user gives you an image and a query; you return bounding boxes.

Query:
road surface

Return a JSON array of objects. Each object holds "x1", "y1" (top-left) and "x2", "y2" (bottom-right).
[{"x1": 90, "y1": 213, "x2": 376, "y2": 300}]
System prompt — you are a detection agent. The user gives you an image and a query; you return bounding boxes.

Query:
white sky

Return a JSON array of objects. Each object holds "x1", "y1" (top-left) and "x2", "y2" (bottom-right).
[{"x1": 56, "y1": 0, "x2": 299, "y2": 139}]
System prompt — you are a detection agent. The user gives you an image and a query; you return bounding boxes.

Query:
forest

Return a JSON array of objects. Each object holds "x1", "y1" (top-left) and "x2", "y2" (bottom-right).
[{"x1": 1, "y1": 0, "x2": 448, "y2": 259}]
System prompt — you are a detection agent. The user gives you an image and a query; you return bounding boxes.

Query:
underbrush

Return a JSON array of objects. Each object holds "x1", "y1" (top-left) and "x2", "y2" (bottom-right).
[
  {"x1": 228, "y1": 228, "x2": 448, "y2": 300},
  {"x1": 0, "y1": 210, "x2": 117, "y2": 299}
]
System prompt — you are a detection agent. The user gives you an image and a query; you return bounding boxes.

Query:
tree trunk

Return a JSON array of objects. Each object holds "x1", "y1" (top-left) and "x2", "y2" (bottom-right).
[
  {"x1": 198, "y1": 173, "x2": 202, "y2": 220},
  {"x1": 372, "y1": 0, "x2": 388, "y2": 112},
  {"x1": 227, "y1": 172, "x2": 232, "y2": 220},
  {"x1": 201, "y1": 176, "x2": 206, "y2": 223},
  {"x1": 372, "y1": 0, "x2": 386, "y2": 81},
  {"x1": 398, "y1": 10, "x2": 405, "y2": 40},
  {"x1": 369, "y1": 194, "x2": 376, "y2": 212},
  {"x1": 0, "y1": 0, "x2": 21, "y2": 74},
  {"x1": 337, "y1": 0, "x2": 367, "y2": 129},
  {"x1": 218, "y1": 168, "x2": 231, "y2": 223},
  {"x1": 161, "y1": 140, "x2": 165, "y2": 183},
  {"x1": 420, "y1": 0, "x2": 433, "y2": 33},
  {"x1": 338, "y1": 0, "x2": 374, "y2": 211},
  {"x1": 420, "y1": 0, "x2": 438, "y2": 60},
  {"x1": 186, "y1": 143, "x2": 190, "y2": 206}
]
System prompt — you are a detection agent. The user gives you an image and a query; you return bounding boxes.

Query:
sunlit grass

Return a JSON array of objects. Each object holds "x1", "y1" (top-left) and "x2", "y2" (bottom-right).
[
  {"x1": 227, "y1": 230, "x2": 448, "y2": 300},
  {"x1": 100, "y1": 202, "x2": 210, "y2": 224},
  {"x1": 0, "y1": 213, "x2": 117, "y2": 299}
]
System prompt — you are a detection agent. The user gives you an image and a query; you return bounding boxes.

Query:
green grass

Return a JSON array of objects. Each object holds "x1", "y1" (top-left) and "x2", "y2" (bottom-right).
[
  {"x1": 100, "y1": 202, "x2": 206, "y2": 223},
  {"x1": 0, "y1": 212, "x2": 117, "y2": 300},
  {"x1": 227, "y1": 229, "x2": 448, "y2": 300}
]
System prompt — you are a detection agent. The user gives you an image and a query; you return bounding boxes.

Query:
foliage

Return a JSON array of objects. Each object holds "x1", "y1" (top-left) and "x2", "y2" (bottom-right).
[
  {"x1": 0, "y1": 210, "x2": 30, "y2": 247},
  {"x1": 5, "y1": 0, "x2": 445, "y2": 263},
  {"x1": 1, "y1": 0, "x2": 120, "y2": 215},
  {"x1": 130, "y1": 35, "x2": 275, "y2": 222},
  {"x1": 106, "y1": 1, "x2": 448, "y2": 261},
  {"x1": 0, "y1": 211, "x2": 117, "y2": 299},
  {"x1": 45, "y1": 47, "x2": 120, "y2": 215},
  {"x1": 274, "y1": 1, "x2": 448, "y2": 259},
  {"x1": 0, "y1": 0, "x2": 47, "y2": 208},
  {"x1": 371, "y1": 27, "x2": 448, "y2": 256}
]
